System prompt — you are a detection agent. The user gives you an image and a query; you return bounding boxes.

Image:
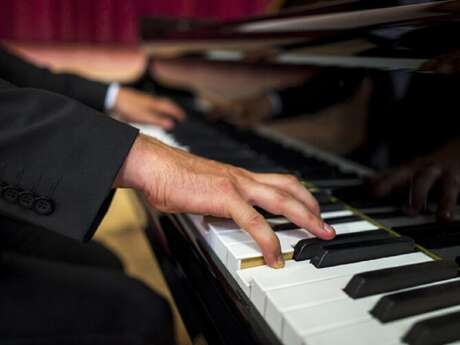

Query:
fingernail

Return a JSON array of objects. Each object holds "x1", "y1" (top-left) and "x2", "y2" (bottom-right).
[
  {"x1": 323, "y1": 223, "x2": 336, "y2": 235},
  {"x1": 272, "y1": 255, "x2": 285, "y2": 269}
]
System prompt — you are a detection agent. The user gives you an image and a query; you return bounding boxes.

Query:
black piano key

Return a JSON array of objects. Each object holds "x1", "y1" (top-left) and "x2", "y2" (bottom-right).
[
  {"x1": 272, "y1": 222, "x2": 299, "y2": 232},
  {"x1": 254, "y1": 207, "x2": 277, "y2": 219},
  {"x1": 312, "y1": 191, "x2": 333, "y2": 204},
  {"x1": 320, "y1": 203, "x2": 347, "y2": 212},
  {"x1": 311, "y1": 236, "x2": 415, "y2": 268},
  {"x1": 327, "y1": 215, "x2": 362, "y2": 225},
  {"x1": 293, "y1": 230, "x2": 391, "y2": 261},
  {"x1": 344, "y1": 260, "x2": 459, "y2": 299},
  {"x1": 271, "y1": 215, "x2": 361, "y2": 232},
  {"x1": 371, "y1": 280, "x2": 460, "y2": 323},
  {"x1": 403, "y1": 310, "x2": 460, "y2": 345}
]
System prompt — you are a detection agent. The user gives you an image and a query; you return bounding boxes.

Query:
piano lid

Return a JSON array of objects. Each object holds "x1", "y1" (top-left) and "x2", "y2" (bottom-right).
[{"x1": 140, "y1": 0, "x2": 460, "y2": 71}]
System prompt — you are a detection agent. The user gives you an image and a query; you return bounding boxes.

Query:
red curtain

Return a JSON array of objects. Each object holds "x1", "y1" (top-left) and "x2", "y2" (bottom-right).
[{"x1": 0, "y1": 0, "x2": 269, "y2": 43}]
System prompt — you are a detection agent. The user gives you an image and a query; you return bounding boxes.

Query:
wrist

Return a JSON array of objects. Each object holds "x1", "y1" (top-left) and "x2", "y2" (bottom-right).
[{"x1": 113, "y1": 134, "x2": 150, "y2": 193}]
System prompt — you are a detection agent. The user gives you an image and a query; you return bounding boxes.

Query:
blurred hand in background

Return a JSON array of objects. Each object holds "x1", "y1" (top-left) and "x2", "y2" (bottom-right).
[
  {"x1": 371, "y1": 139, "x2": 460, "y2": 222},
  {"x1": 114, "y1": 87, "x2": 186, "y2": 130}
]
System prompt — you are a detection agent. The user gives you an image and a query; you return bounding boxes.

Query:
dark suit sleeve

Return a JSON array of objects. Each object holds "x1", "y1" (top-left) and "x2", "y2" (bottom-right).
[
  {"x1": 0, "y1": 45, "x2": 109, "y2": 112},
  {"x1": 0, "y1": 78, "x2": 139, "y2": 241}
]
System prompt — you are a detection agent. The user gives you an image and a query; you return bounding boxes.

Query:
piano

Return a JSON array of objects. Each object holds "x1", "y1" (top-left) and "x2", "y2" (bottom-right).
[{"x1": 134, "y1": 2, "x2": 460, "y2": 345}]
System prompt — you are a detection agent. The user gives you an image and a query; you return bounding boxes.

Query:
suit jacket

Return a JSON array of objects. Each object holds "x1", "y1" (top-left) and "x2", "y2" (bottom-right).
[
  {"x1": 0, "y1": 60, "x2": 138, "y2": 242},
  {"x1": 0, "y1": 45, "x2": 109, "y2": 112}
]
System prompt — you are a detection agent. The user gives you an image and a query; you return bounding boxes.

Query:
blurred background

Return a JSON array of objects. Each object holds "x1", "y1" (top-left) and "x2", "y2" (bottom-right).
[{"x1": 0, "y1": 0, "x2": 268, "y2": 43}]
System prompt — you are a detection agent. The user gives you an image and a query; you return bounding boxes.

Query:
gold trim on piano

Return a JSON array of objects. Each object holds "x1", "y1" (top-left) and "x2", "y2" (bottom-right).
[{"x1": 241, "y1": 252, "x2": 294, "y2": 269}]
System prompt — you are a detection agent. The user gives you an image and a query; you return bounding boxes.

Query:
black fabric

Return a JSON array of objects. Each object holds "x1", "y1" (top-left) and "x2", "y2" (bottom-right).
[
  {"x1": 0, "y1": 251, "x2": 173, "y2": 345},
  {"x1": 0, "y1": 78, "x2": 139, "y2": 241},
  {"x1": 0, "y1": 45, "x2": 109, "y2": 112},
  {"x1": 0, "y1": 217, "x2": 173, "y2": 345},
  {"x1": 0, "y1": 50, "x2": 173, "y2": 345},
  {"x1": 0, "y1": 217, "x2": 123, "y2": 270}
]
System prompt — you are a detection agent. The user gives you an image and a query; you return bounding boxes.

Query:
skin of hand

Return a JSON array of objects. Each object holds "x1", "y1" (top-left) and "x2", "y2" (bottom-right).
[
  {"x1": 371, "y1": 152, "x2": 460, "y2": 223},
  {"x1": 114, "y1": 134, "x2": 336, "y2": 268},
  {"x1": 202, "y1": 94, "x2": 275, "y2": 128},
  {"x1": 113, "y1": 87, "x2": 186, "y2": 130}
]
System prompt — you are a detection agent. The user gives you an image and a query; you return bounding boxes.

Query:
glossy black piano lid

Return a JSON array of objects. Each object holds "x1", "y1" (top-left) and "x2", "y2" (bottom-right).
[{"x1": 138, "y1": 3, "x2": 460, "y2": 344}]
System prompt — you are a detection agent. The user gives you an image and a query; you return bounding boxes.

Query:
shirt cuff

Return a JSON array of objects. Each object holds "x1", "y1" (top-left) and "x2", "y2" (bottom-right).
[{"x1": 104, "y1": 82, "x2": 120, "y2": 112}]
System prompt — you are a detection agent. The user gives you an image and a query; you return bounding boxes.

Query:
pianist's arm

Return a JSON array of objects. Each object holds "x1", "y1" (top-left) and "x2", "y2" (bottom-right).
[
  {"x1": 0, "y1": 77, "x2": 335, "y2": 268},
  {"x1": 0, "y1": 78, "x2": 138, "y2": 242},
  {"x1": 0, "y1": 45, "x2": 185, "y2": 129}
]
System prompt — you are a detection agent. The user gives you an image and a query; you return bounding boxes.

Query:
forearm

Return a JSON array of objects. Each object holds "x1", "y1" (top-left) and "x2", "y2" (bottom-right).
[{"x1": 0, "y1": 45, "x2": 109, "y2": 111}]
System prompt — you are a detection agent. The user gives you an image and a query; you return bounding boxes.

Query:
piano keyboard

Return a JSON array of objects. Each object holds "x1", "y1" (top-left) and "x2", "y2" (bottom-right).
[{"x1": 131, "y1": 119, "x2": 460, "y2": 345}]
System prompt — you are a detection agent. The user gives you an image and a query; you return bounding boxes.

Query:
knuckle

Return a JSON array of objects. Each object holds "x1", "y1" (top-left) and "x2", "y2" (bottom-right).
[
  {"x1": 273, "y1": 190, "x2": 288, "y2": 205},
  {"x1": 216, "y1": 177, "x2": 237, "y2": 195},
  {"x1": 246, "y1": 213, "x2": 265, "y2": 229}
]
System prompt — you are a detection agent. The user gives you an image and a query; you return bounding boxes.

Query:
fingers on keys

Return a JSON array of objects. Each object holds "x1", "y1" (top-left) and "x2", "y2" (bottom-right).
[
  {"x1": 250, "y1": 173, "x2": 321, "y2": 217},
  {"x1": 241, "y1": 175, "x2": 335, "y2": 239},
  {"x1": 225, "y1": 173, "x2": 335, "y2": 268},
  {"x1": 228, "y1": 196, "x2": 284, "y2": 268}
]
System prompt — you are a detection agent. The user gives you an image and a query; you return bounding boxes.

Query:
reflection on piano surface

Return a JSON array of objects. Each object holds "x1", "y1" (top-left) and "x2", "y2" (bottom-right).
[{"x1": 135, "y1": 1, "x2": 460, "y2": 344}]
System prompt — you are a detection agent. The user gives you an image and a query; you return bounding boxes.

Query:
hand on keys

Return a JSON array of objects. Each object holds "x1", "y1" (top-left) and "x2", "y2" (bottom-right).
[{"x1": 114, "y1": 134, "x2": 336, "y2": 268}]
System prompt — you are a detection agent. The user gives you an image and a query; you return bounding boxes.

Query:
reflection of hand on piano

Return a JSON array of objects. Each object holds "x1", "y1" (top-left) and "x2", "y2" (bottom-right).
[
  {"x1": 421, "y1": 49, "x2": 460, "y2": 75},
  {"x1": 200, "y1": 93, "x2": 275, "y2": 128},
  {"x1": 113, "y1": 134, "x2": 336, "y2": 268},
  {"x1": 113, "y1": 87, "x2": 186, "y2": 130},
  {"x1": 371, "y1": 141, "x2": 460, "y2": 223},
  {"x1": 150, "y1": 58, "x2": 310, "y2": 102}
]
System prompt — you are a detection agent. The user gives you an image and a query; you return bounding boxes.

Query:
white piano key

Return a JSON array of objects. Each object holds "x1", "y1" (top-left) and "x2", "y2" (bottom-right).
[
  {"x1": 283, "y1": 277, "x2": 460, "y2": 345},
  {"x1": 304, "y1": 301, "x2": 460, "y2": 345},
  {"x1": 268, "y1": 217, "x2": 291, "y2": 225},
  {"x1": 283, "y1": 296, "x2": 380, "y2": 345},
  {"x1": 225, "y1": 230, "x2": 313, "y2": 273},
  {"x1": 250, "y1": 252, "x2": 430, "y2": 315},
  {"x1": 209, "y1": 228, "x2": 314, "y2": 267},
  {"x1": 321, "y1": 209, "x2": 354, "y2": 219},
  {"x1": 268, "y1": 210, "x2": 355, "y2": 225},
  {"x1": 207, "y1": 215, "x2": 374, "y2": 239},
  {"x1": 264, "y1": 252, "x2": 433, "y2": 336},
  {"x1": 283, "y1": 278, "x2": 453, "y2": 345},
  {"x1": 332, "y1": 220, "x2": 379, "y2": 234},
  {"x1": 236, "y1": 260, "x2": 301, "y2": 297},
  {"x1": 265, "y1": 276, "x2": 351, "y2": 336},
  {"x1": 208, "y1": 219, "x2": 241, "y2": 234},
  {"x1": 209, "y1": 209, "x2": 356, "y2": 233},
  {"x1": 208, "y1": 230, "x2": 251, "y2": 264},
  {"x1": 187, "y1": 214, "x2": 209, "y2": 237},
  {"x1": 215, "y1": 220, "x2": 378, "y2": 272}
]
